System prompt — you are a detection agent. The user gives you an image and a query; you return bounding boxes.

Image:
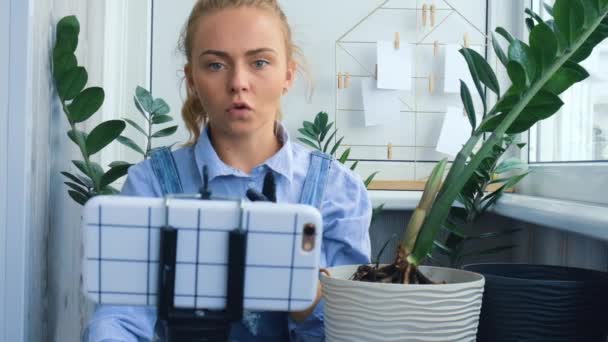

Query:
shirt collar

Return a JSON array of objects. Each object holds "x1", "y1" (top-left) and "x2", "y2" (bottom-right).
[{"x1": 194, "y1": 122, "x2": 294, "y2": 183}]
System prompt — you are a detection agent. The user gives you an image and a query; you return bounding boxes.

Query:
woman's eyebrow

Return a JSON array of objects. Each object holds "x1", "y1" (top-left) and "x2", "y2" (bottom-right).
[{"x1": 198, "y1": 48, "x2": 277, "y2": 59}]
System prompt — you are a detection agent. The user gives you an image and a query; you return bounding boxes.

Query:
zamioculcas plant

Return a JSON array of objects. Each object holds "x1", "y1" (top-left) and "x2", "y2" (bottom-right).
[
  {"x1": 353, "y1": 0, "x2": 608, "y2": 283},
  {"x1": 53, "y1": 16, "x2": 128, "y2": 204}
]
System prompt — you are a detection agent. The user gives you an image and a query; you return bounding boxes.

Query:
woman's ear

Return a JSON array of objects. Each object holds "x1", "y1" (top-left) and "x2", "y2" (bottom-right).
[
  {"x1": 184, "y1": 63, "x2": 194, "y2": 91},
  {"x1": 283, "y1": 60, "x2": 297, "y2": 92}
]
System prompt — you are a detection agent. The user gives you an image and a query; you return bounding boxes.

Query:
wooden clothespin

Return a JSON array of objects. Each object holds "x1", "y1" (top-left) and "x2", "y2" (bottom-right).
[
  {"x1": 387, "y1": 143, "x2": 393, "y2": 160},
  {"x1": 429, "y1": 73, "x2": 435, "y2": 94},
  {"x1": 463, "y1": 32, "x2": 470, "y2": 48},
  {"x1": 337, "y1": 72, "x2": 344, "y2": 89},
  {"x1": 433, "y1": 40, "x2": 439, "y2": 57},
  {"x1": 344, "y1": 72, "x2": 351, "y2": 88},
  {"x1": 422, "y1": 4, "x2": 428, "y2": 27},
  {"x1": 430, "y1": 4, "x2": 436, "y2": 27},
  {"x1": 394, "y1": 32, "x2": 400, "y2": 49}
]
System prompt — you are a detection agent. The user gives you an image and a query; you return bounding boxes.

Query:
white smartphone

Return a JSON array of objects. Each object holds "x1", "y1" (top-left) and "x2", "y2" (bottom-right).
[{"x1": 82, "y1": 195, "x2": 323, "y2": 312}]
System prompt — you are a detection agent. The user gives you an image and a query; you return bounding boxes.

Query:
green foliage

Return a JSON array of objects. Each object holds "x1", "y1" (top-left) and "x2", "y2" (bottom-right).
[
  {"x1": 53, "y1": 16, "x2": 177, "y2": 205},
  {"x1": 406, "y1": 1, "x2": 608, "y2": 265},
  {"x1": 432, "y1": 136, "x2": 528, "y2": 268}
]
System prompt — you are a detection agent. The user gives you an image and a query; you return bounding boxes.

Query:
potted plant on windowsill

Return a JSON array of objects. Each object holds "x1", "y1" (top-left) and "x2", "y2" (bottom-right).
[{"x1": 319, "y1": 1, "x2": 608, "y2": 341}]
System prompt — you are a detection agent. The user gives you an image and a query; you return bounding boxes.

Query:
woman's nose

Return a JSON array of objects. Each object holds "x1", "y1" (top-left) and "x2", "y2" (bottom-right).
[{"x1": 228, "y1": 66, "x2": 249, "y2": 93}]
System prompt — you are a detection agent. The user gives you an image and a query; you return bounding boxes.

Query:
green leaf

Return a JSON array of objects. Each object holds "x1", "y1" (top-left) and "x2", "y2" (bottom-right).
[
  {"x1": 508, "y1": 40, "x2": 537, "y2": 82},
  {"x1": 495, "y1": 27, "x2": 515, "y2": 43},
  {"x1": 460, "y1": 47, "x2": 500, "y2": 96},
  {"x1": 55, "y1": 16, "x2": 79, "y2": 54},
  {"x1": 86, "y1": 120, "x2": 126, "y2": 156},
  {"x1": 298, "y1": 128, "x2": 317, "y2": 141},
  {"x1": 543, "y1": 61, "x2": 590, "y2": 94},
  {"x1": 124, "y1": 118, "x2": 147, "y2": 136},
  {"x1": 323, "y1": 130, "x2": 338, "y2": 153},
  {"x1": 151, "y1": 125, "x2": 178, "y2": 138},
  {"x1": 52, "y1": 51, "x2": 77, "y2": 80},
  {"x1": 525, "y1": 18, "x2": 535, "y2": 32},
  {"x1": 68, "y1": 190, "x2": 88, "y2": 205},
  {"x1": 317, "y1": 112, "x2": 329, "y2": 131},
  {"x1": 460, "y1": 81, "x2": 476, "y2": 132},
  {"x1": 432, "y1": 241, "x2": 453, "y2": 255},
  {"x1": 135, "y1": 86, "x2": 154, "y2": 113},
  {"x1": 544, "y1": 2, "x2": 554, "y2": 16},
  {"x1": 480, "y1": 91, "x2": 564, "y2": 133},
  {"x1": 57, "y1": 66, "x2": 87, "y2": 101},
  {"x1": 134, "y1": 95, "x2": 147, "y2": 120},
  {"x1": 364, "y1": 171, "x2": 379, "y2": 188},
  {"x1": 297, "y1": 137, "x2": 319, "y2": 150},
  {"x1": 100, "y1": 163, "x2": 131, "y2": 188},
  {"x1": 494, "y1": 158, "x2": 528, "y2": 174},
  {"x1": 530, "y1": 22, "x2": 558, "y2": 74},
  {"x1": 151, "y1": 98, "x2": 170, "y2": 116},
  {"x1": 108, "y1": 161, "x2": 132, "y2": 168},
  {"x1": 303, "y1": 121, "x2": 319, "y2": 136},
  {"x1": 320, "y1": 122, "x2": 334, "y2": 142},
  {"x1": 350, "y1": 160, "x2": 359, "y2": 171},
  {"x1": 338, "y1": 148, "x2": 351, "y2": 164},
  {"x1": 554, "y1": 0, "x2": 585, "y2": 46},
  {"x1": 87, "y1": 162, "x2": 105, "y2": 186},
  {"x1": 72, "y1": 160, "x2": 89, "y2": 176},
  {"x1": 116, "y1": 136, "x2": 145, "y2": 156},
  {"x1": 507, "y1": 61, "x2": 528, "y2": 90},
  {"x1": 64, "y1": 181, "x2": 88, "y2": 195},
  {"x1": 99, "y1": 186, "x2": 120, "y2": 195},
  {"x1": 66, "y1": 87, "x2": 105, "y2": 123},
  {"x1": 151, "y1": 115, "x2": 173, "y2": 124},
  {"x1": 525, "y1": 8, "x2": 545, "y2": 24},
  {"x1": 492, "y1": 33, "x2": 509, "y2": 67},
  {"x1": 330, "y1": 137, "x2": 344, "y2": 156},
  {"x1": 67, "y1": 129, "x2": 88, "y2": 147},
  {"x1": 61, "y1": 171, "x2": 88, "y2": 188}
]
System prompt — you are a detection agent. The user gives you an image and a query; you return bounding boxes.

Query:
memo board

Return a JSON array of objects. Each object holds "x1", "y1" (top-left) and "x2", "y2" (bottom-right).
[
  {"x1": 150, "y1": 0, "x2": 492, "y2": 191},
  {"x1": 83, "y1": 195, "x2": 323, "y2": 311}
]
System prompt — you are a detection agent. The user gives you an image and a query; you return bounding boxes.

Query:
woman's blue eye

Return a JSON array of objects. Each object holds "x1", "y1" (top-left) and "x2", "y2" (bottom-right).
[
  {"x1": 254, "y1": 60, "x2": 269, "y2": 68},
  {"x1": 208, "y1": 63, "x2": 223, "y2": 71}
]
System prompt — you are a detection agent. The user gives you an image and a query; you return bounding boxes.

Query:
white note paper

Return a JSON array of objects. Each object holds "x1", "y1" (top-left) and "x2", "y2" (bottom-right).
[
  {"x1": 444, "y1": 44, "x2": 481, "y2": 93},
  {"x1": 436, "y1": 106, "x2": 473, "y2": 157},
  {"x1": 377, "y1": 41, "x2": 413, "y2": 90},
  {"x1": 361, "y1": 78, "x2": 401, "y2": 127}
]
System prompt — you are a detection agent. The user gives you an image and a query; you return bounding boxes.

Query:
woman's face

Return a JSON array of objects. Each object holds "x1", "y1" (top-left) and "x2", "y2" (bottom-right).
[{"x1": 185, "y1": 6, "x2": 295, "y2": 139}]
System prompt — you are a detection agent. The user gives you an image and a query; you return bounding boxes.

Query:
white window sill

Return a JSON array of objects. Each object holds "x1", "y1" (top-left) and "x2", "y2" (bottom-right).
[{"x1": 370, "y1": 191, "x2": 608, "y2": 242}]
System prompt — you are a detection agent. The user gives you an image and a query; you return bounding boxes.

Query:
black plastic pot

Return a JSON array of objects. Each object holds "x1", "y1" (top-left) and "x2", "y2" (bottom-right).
[{"x1": 463, "y1": 263, "x2": 608, "y2": 342}]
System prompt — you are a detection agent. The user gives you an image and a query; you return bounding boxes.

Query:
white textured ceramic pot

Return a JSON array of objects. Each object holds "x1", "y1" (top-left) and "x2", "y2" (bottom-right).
[{"x1": 320, "y1": 265, "x2": 485, "y2": 342}]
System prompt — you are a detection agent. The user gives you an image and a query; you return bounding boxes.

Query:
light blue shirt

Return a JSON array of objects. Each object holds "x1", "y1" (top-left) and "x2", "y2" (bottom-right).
[{"x1": 84, "y1": 123, "x2": 372, "y2": 342}]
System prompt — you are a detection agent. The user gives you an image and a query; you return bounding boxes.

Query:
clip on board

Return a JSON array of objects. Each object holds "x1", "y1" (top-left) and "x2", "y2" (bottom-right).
[{"x1": 83, "y1": 193, "x2": 323, "y2": 341}]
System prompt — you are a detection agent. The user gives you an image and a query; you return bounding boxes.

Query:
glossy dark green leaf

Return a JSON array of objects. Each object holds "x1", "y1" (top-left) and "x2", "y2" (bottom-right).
[
  {"x1": 581, "y1": 0, "x2": 600, "y2": 28},
  {"x1": 68, "y1": 190, "x2": 88, "y2": 205},
  {"x1": 543, "y1": 61, "x2": 589, "y2": 94},
  {"x1": 133, "y1": 95, "x2": 147, "y2": 120},
  {"x1": 350, "y1": 160, "x2": 359, "y2": 171},
  {"x1": 495, "y1": 27, "x2": 515, "y2": 43},
  {"x1": 124, "y1": 118, "x2": 147, "y2": 136},
  {"x1": 554, "y1": 0, "x2": 585, "y2": 46},
  {"x1": 323, "y1": 129, "x2": 338, "y2": 153},
  {"x1": 530, "y1": 22, "x2": 558, "y2": 73},
  {"x1": 479, "y1": 91, "x2": 564, "y2": 133},
  {"x1": 508, "y1": 40, "x2": 537, "y2": 82},
  {"x1": 303, "y1": 121, "x2": 319, "y2": 136},
  {"x1": 52, "y1": 50, "x2": 77, "y2": 80},
  {"x1": 460, "y1": 47, "x2": 500, "y2": 96},
  {"x1": 546, "y1": 19, "x2": 569, "y2": 54},
  {"x1": 320, "y1": 122, "x2": 334, "y2": 142},
  {"x1": 494, "y1": 158, "x2": 528, "y2": 174},
  {"x1": 72, "y1": 160, "x2": 89, "y2": 176},
  {"x1": 364, "y1": 171, "x2": 379, "y2": 188},
  {"x1": 88, "y1": 161, "x2": 105, "y2": 186},
  {"x1": 151, "y1": 98, "x2": 170, "y2": 116},
  {"x1": 318, "y1": 112, "x2": 329, "y2": 130},
  {"x1": 151, "y1": 115, "x2": 173, "y2": 124},
  {"x1": 151, "y1": 125, "x2": 178, "y2": 138},
  {"x1": 116, "y1": 136, "x2": 145, "y2": 156},
  {"x1": 100, "y1": 163, "x2": 131, "y2": 188},
  {"x1": 64, "y1": 181, "x2": 88, "y2": 195},
  {"x1": 525, "y1": 18, "x2": 535, "y2": 32},
  {"x1": 135, "y1": 86, "x2": 153, "y2": 113},
  {"x1": 57, "y1": 66, "x2": 87, "y2": 101},
  {"x1": 459, "y1": 81, "x2": 476, "y2": 132},
  {"x1": 86, "y1": 120, "x2": 126, "y2": 156},
  {"x1": 339, "y1": 148, "x2": 350, "y2": 164},
  {"x1": 108, "y1": 161, "x2": 131, "y2": 168},
  {"x1": 61, "y1": 171, "x2": 88, "y2": 188},
  {"x1": 330, "y1": 137, "x2": 344, "y2": 155},
  {"x1": 297, "y1": 137, "x2": 319, "y2": 150},
  {"x1": 525, "y1": 8, "x2": 545, "y2": 24},
  {"x1": 55, "y1": 16, "x2": 79, "y2": 54},
  {"x1": 66, "y1": 87, "x2": 104, "y2": 123},
  {"x1": 507, "y1": 61, "x2": 527, "y2": 90},
  {"x1": 298, "y1": 128, "x2": 317, "y2": 141},
  {"x1": 491, "y1": 33, "x2": 509, "y2": 67}
]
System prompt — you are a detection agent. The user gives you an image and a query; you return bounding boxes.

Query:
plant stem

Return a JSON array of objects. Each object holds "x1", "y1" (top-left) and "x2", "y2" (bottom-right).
[{"x1": 409, "y1": 12, "x2": 608, "y2": 265}]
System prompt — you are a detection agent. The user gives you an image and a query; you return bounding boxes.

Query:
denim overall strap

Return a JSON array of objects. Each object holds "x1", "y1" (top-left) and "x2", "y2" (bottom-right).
[
  {"x1": 150, "y1": 147, "x2": 183, "y2": 195},
  {"x1": 300, "y1": 150, "x2": 332, "y2": 208}
]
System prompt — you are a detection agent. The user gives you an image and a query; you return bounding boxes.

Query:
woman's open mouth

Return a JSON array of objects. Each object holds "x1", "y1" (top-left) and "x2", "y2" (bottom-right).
[{"x1": 226, "y1": 101, "x2": 252, "y2": 118}]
